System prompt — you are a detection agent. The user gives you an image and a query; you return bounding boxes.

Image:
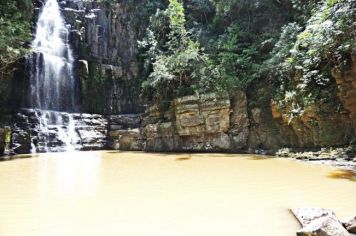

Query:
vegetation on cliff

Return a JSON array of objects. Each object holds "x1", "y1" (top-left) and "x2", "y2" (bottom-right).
[
  {"x1": 270, "y1": 0, "x2": 356, "y2": 117},
  {"x1": 0, "y1": 0, "x2": 32, "y2": 74},
  {"x1": 138, "y1": 0, "x2": 355, "y2": 118},
  {"x1": 0, "y1": 0, "x2": 32, "y2": 114},
  {"x1": 0, "y1": 0, "x2": 355, "y2": 120}
]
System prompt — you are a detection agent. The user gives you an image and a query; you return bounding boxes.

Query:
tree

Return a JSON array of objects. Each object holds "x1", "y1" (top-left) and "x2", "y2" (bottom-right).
[
  {"x1": 139, "y1": 0, "x2": 222, "y2": 105},
  {"x1": 0, "y1": 0, "x2": 32, "y2": 74}
]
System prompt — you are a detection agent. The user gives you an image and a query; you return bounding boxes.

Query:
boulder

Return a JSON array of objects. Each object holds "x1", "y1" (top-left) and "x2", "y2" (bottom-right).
[
  {"x1": 297, "y1": 215, "x2": 350, "y2": 236},
  {"x1": 342, "y1": 216, "x2": 356, "y2": 233},
  {"x1": 291, "y1": 208, "x2": 349, "y2": 236}
]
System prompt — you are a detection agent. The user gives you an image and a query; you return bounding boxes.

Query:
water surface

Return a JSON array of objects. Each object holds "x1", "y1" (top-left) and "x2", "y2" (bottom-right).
[{"x1": 0, "y1": 151, "x2": 355, "y2": 236}]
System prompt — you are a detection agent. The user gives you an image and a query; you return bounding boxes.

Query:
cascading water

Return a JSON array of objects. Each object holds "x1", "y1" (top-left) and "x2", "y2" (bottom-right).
[
  {"x1": 29, "y1": 0, "x2": 76, "y2": 111},
  {"x1": 27, "y1": 0, "x2": 78, "y2": 152}
]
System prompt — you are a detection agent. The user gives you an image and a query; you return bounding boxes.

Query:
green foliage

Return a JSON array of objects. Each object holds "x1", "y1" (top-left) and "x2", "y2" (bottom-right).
[
  {"x1": 213, "y1": 23, "x2": 260, "y2": 89},
  {"x1": 269, "y1": 0, "x2": 356, "y2": 116},
  {"x1": 0, "y1": 0, "x2": 32, "y2": 73},
  {"x1": 139, "y1": 0, "x2": 227, "y2": 105},
  {"x1": 137, "y1": 0, "x2": 355, "y2": 115}
]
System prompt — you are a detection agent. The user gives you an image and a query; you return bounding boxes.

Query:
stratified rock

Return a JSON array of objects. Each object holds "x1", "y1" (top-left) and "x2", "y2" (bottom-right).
[
  {"x1": 291, "y1": 208, "x2": 349, "y2": 236},
  {"x1": 342, "y1": 216, "x2": 356, "y2": 233},
  {"x1": 175, "y1": 94, "x2": 230, "y2": 136},
  {"x1": 143, "y1": 93, "x2": 237, "y2": 152}
]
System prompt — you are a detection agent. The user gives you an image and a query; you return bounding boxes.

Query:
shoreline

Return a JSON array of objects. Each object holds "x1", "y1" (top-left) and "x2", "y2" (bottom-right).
[{"x1": 1, "y1": 147, "x2": 356, "y2": 172}]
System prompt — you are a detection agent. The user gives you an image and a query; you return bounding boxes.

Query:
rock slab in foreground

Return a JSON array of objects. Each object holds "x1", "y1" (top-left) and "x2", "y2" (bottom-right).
[
  {"x1": 343, "y1": 216, "x2": 356, "y2": 234},
  {"x1": 291, "y1": 208, "x2": 350, "y2": 236}
]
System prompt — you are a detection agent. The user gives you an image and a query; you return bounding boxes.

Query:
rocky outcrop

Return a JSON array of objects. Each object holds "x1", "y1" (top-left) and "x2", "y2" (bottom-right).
[
  {"x1": 268, "y1": 57, "x2": 356, "y2": 150},
  {"x1": 272, "y1": 103, "x2": 354, "y2": 148},
  {"x1": 291, "y1": 208, "x2": 350, "y2": 236},
  {"x1": 244, "y1": 53, "x2": 356, "y2": 152},
  {"x1": 143, "y1": 92, "x2": 249, "y2": 152},
  {"x1": 247, "y1": 83, "x2": 285, "y2": 152},
  {"x1": 109, "y1": 129, "x2": 143, "y2": 151},
  {"x1": 108, "y1": 114, "x2": 143, "y2": 150}
]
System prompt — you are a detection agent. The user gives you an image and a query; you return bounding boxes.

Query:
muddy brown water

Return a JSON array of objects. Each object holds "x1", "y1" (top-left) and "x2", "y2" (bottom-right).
[{"x1": 0, "y1": 151, "x2": 355, "y2": 236}]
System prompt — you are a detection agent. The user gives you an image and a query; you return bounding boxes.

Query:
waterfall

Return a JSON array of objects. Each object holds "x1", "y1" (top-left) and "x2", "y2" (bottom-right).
[
  {"x1": 29, "y1": 0, "x2": 76, "y2": 111},
  {"x1": 27, "y1": 0, "x2": 79, "y2": 152}
]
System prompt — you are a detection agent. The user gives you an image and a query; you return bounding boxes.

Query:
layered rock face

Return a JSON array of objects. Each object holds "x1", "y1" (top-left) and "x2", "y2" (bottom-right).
[
  {"x1": 63, "y1": 0, "x2": 145, "y2": 114},
  {"x1": 142, "y1": 92, "x2": 249, "y2": 152}
]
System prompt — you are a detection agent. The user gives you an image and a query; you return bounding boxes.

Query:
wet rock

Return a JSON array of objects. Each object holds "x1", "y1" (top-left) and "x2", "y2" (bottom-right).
[
  {"x1": 11, "y1": 109, "x2": 108, "y2": 154},
  {"x1": 109, "y1": 125, "x2": 124, "y2": 131},
  {"x1": 11, "y1": 130, "x2": 32, "y2": 154},
  {"x1": 276, "y1": 148, "x2": 292, "y2": 157},
  {"x1": 342, "y1": 216, "x2": 356, "y2": 233},
  {"x1": 308, "y1": 156, "x2": 337, "y2": 161},
  {"x1": 0, "y1": 128, "x2": 5, "y2": 155},
  {"x1": 291, "y1": 208, "x2": 349, "y2": 236}
]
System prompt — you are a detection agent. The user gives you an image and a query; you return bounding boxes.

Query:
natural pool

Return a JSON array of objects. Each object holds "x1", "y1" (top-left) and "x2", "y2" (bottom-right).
[{"x1": 0, "y1": 151, "x2": 355, "y2": 236}]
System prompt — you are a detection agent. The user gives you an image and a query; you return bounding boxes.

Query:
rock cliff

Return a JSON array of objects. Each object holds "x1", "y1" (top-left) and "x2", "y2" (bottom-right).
[
  {"x1": 1, "y1": 0, "x2": 355, "y2": 156},
  {"x1": 267, "y1": 58, "x2": 356, "y2": 150},
  {"x1": 63, "y1": 0, "x2": 146, "y2": 114}
]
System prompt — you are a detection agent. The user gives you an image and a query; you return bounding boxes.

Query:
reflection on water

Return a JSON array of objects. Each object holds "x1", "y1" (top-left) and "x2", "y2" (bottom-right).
[
  {"x1": 39, "y1": 152, "x2": 102, "y2": 198},
  {"x1": 247, "y1": 156, "x2": 274, "y2": 161},
  {"x1": 175, "y1": 156, "x2": 191, "y2": 161},
  {"x1": 0, "y1": 151, "x2": 355, "y2": 236},
  {"x1": 328, "y1": 169, "x2": 356, "y2": 182}
]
